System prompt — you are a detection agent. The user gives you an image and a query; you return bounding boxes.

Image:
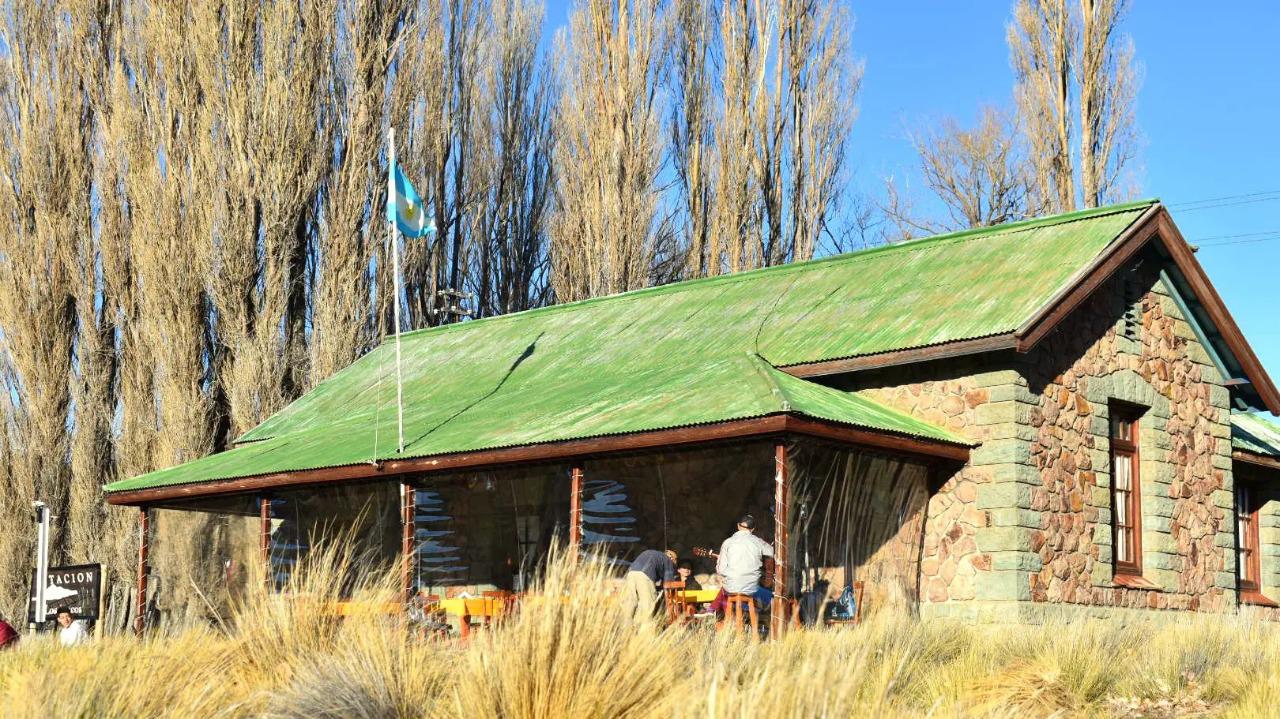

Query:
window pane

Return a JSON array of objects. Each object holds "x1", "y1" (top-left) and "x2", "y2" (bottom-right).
[
  {"x1": 1115, "y1": 455, "x2": 1132, "y2": 492},
  {"x1": 1116, "y1": 519, "x2": 1128, "y2": 563},
  {"x1": 1111, "y1": 415, "x2": 1133, "y2": 441}
]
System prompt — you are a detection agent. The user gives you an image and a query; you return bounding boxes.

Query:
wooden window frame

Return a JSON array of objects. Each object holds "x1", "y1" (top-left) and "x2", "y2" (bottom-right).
[
  {"x1": 1236, "y1": 482, "x2": 1276, "y2": 606},
  {"x1": 1110, "y1": 403, "x2": 1144, "y2": 579},
  {"x1": 1237, "y1": 484, "x2": 1261, "y2": 591}
]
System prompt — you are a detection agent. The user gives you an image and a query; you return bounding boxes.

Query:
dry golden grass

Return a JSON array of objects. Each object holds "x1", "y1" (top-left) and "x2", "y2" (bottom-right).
[{"x1": 2, "y1": 544, "x2": 1278, "y2": 719}]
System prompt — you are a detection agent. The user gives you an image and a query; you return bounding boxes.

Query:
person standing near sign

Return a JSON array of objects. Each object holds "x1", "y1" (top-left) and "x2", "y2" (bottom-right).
[
  {"x1": 0, "y1": 612, "x2": 18, "y2": 649},
  {"x1": 55, "y1": 606, "x2": 87, "y2": 647}
]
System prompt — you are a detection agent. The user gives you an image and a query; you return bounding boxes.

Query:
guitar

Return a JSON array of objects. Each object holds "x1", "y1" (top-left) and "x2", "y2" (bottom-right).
[{"x1": 691, "y1": 546, "x2": 774, "y2": 588}]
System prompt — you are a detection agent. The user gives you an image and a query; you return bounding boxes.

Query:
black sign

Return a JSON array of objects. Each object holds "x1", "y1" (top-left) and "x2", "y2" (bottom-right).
[{"x1": 28, "y1": 563, "x2": 102, "y2": 624}]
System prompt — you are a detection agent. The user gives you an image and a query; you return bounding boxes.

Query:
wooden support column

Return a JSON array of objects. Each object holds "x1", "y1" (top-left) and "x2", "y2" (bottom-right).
[
  {"x1": 401, "y1": 482, "x2": 416, "y2": 602},
  {"x1": 134, "y1": 506, "x2": 149, "y2": 635},
  {"x1": 569, "y1": 465, "x2": 584, "y2": 557},
  {"x1": 771, "y1": 442, "x2": 789, "y2": 640},
  {"x1": 259, "y1": 496, "x2": 271, "y2": 587}
]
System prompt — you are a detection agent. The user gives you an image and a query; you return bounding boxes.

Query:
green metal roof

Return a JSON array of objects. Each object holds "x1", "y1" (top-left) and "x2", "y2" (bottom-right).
[
  {"x1": 106, "y1": 200, "x2": 1158, "y2": 494},
  {"x1": 1233, "y1": 413, "x2": 1280, "y2": 458}
]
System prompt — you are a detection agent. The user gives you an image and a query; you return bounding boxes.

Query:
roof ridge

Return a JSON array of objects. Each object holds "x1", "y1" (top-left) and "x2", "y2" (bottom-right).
[{"x1": 388, "y1": 199, "x2": 1160, "y2": 345}]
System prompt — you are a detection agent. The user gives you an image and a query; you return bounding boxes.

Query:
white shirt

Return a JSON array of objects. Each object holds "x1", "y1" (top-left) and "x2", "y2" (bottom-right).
[
  {"x1": 58, "y1": 620, "x2": 88, "y2": 647},
  {"x1": 716, "y1": 529, "x2": 774, "y2": 594}
]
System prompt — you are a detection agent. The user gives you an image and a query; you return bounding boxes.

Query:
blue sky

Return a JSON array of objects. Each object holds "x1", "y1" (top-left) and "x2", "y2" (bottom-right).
[{"x1": 540, "y1": 1, "x2": 1280, "y2": 378}]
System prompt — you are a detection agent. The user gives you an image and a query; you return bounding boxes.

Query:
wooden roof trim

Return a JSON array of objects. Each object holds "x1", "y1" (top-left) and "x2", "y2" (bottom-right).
[
  {"x1": 1234, "y1": 449, "x2": 1280, "y2": 474},
  {"x1": 1151, "y1": 212, "x2": 1280, "y2": 414},
  {"x1": 104, "y1": 414, "x2": 971, "y2": 506},
  {"x1": 781, "y1": 334, "x2": 1018, "y2": 378},
  {"x1": 1015, "y1": 202, "x2": 1163, "y2": 352},
  {"x1": 1013, "y1": 204, "x2": 1280, "y2": 414}
]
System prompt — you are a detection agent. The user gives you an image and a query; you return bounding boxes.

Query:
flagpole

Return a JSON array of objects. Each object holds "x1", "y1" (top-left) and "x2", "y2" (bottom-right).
[{"x1": 389, "y1": 127, "x2": 405, "y2": 454}]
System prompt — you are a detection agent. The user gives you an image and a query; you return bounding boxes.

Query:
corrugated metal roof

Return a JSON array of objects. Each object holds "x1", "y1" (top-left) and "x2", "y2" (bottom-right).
[
  {"x1": 1233, "y1": 413, "x2": 1280, "y2": 458},
  {"x1": 106, "y1": 200, "x2": 1156, "y2": 493}
]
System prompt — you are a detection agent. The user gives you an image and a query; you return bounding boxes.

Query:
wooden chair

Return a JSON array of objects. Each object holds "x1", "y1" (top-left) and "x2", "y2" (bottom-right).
[
  {"x1": 661, "y1": 581, "x2": 693, "y2": 625},
  {"x1": 718, "y1": 593, "x2": 758, "y2": 636},
  {"x1": 410, "y1": 594, "x2": 450, "y2": 640},
  {"x1": 459, "y1": 596, "x2": 504, "y2": 640}
]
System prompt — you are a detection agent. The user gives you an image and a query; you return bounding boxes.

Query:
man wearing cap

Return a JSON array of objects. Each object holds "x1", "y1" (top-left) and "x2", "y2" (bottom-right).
[
  {"x1": 618, "y1": 548, "x2": 678, "y2": 624},
  {"x1": 716, "y1": 514, "x2": 774, "y2": 600}
]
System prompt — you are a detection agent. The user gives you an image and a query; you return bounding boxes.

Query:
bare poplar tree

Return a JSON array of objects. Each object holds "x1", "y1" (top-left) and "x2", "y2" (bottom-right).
[
  {"x1": 0, "y1": 1, "x2": 82, "y2": 618},
  {"x1": 471, "y1": 0, "x2": 556, "y2": 316},
  {"x1": 757, "y1": 0, "x2": 859, "y2": 266},
  {"x1": 312, "y1": 0, "x2": 410, "y2": 380},
  {"x1": 551, "y1": 0, "x2": 667, "y2": 302},
  {"x1": 669, "y1": 0, "x2": 714, "y2": 278},
  {"x1": 208, "y1": 0, "x2": 334, "y2": 438},
  {"x1": 710, "y1": 0, "x2": 766, "y2": 274},
  {"x1": 1077, "y1": 0, "x2": 1138, "y2": 209},
  {"x1": 1009, "y1": 0, "x2": 1138, "y2": 211}
]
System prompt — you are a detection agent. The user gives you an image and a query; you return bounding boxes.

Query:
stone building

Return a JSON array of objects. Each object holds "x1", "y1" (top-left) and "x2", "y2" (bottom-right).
[{"x1": 106, "y1": 199, "x2": 1280, "y2": 626}]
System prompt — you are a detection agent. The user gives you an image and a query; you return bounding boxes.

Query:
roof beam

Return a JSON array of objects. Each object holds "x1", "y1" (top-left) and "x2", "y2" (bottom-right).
[
  {"x1": 1234, "y1": 450, "x2": 1280, "y2": 474},
  {"x1": 780, "y1": 335, "x2": 1018, "y2": 378},
  {"x1": 104, "y1": 414, "x2": 971, "y2": 506}
]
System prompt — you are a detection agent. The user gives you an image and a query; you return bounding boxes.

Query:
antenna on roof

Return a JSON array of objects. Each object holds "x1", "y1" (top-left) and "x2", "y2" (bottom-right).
[{"x1": 431, "y1": 288, "x2": 475, "y2": 322}]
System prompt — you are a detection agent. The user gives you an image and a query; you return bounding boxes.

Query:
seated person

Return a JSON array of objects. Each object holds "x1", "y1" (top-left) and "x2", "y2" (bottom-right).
[
  {"x1": 716, "y1": 513, "x2": 773, "y2": 601},
  {"x1": 676, "y1": 559, "x2": 701, "y2": 591}
]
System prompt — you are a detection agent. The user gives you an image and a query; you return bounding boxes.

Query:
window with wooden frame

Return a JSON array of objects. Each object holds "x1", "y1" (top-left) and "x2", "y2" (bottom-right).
[
  {"x1": 1110, "y1": 405, "x2": 1144, "y2": 576},
  {"x1": 1237, "y1": 483, "x2": 1263, "y2": 596}
]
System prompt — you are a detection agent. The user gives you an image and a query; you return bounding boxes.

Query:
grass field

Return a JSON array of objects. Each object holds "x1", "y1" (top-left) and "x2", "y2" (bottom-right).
[{"x1": 2, "y1": 544, "x2": 1277, "y2": 718}]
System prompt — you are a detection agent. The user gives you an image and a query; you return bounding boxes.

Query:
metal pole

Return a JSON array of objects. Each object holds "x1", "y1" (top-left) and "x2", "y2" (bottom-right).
[
  {"x1": 401, "y1": 482, "x2": 415, "y2": 603},
  {"x1": 569, "y1": 465, "x2": 583, "y2": 558},
  {"x1": 772, "y1": 442, "x2": 789, "y2": 639},
  {"x1": 388, "y1": 127, "x2": 405, "y2": 454},
  {"x1": 135, "y1": 507, "x2": 149, "y2": 635},
  {"x1": 31, "y1": 502, "x2": 49, "y2": 631}
]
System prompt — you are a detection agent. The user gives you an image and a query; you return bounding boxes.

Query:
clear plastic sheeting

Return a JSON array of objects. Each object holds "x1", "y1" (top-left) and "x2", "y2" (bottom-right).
[
  {"x1": 581, "y1": 443, "x2": 774, "y2": 576},
  {"x1": 268, "y1": 482, "x2": 401, "y2": 592},
  {"x1": 409, "y1": 465, "x2": 570, "y2": 594},
  {"x1": 786, "y1": 439, "x2": 931, "y2": 619}
]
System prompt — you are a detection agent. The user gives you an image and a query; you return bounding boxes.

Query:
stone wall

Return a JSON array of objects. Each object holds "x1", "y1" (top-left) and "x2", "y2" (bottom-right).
[
  {"x1": 849, "y1": 356, "x2": 1030, "y2": 619},
  {"x1": 1016, "y1": 263, "x2": 1235, "y2": 613}
]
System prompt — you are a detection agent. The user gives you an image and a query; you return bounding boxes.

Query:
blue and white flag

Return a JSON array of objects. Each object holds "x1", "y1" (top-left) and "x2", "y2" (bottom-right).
[{"x1": 387, "y1": 162, "x2": 434, "y2": 238}]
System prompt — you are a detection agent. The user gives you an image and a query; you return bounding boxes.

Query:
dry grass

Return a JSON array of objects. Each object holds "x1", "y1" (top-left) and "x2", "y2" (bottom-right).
[{"x1": 2, "y1": 544, "x2": 1278, "y2": 719}]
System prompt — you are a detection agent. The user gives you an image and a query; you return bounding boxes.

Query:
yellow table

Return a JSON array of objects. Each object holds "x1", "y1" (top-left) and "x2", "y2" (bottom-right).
[
  {"x1": 678, "y1": 588, "x2": 720, "y2": 603},
  {"x1": 437, "y1": 597, "x2": 508, "y2": 617}
]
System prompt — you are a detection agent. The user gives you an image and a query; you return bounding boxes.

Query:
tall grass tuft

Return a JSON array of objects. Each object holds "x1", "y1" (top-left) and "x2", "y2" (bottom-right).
[{"x1": 2, "y1": 539, "x2": 1279, "y2": 718}]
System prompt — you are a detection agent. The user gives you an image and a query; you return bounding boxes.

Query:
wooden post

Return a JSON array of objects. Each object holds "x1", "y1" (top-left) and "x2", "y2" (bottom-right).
[
  {"x1": 135, "y1": 506, "x2": 149, "y2": 635},
  {"x1": 402, "y1": 482, "x2": 416, "y2": 603},
  {"x1": 771, "y1": 442, "x2": 789, "y2": 639},
  {"x1": 259, "y1": 496, "x2": 270, "y2": 587},
  {"x1": 569, "y1": 465, "x2": 584, "y2": 557}
]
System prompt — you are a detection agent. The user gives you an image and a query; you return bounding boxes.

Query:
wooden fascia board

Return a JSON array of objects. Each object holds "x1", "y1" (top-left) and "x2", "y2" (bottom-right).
[
  {"x1": 105, "y1": 414, "x2": 971, "y2": 506},
  {"x1": 1014, "y1": 203, "x2": 1163, "y2": 353},
  {"x1": 780, "y1": 335, "x2": 1018, "y2": 378},
  {"x1": 1151, "y1": 212, "x2": 1280, "y2": 414},
  {"x1": 1234, "y1": 450, "x2": 1280, "y2": 474},
  {"x1": 1013, "y1": 205, "x2": 1280, "y2": 414}
]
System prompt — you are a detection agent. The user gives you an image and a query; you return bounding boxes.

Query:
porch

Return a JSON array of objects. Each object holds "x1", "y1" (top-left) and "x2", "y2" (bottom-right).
[{"x1": 127, "y1": 432, "x2": 963, "y2": 637}]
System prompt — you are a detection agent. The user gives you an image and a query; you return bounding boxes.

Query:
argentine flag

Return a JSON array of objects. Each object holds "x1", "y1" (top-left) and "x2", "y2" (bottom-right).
[{"x1": 387, "y1": 162, "x2": 434, "y2": 238}]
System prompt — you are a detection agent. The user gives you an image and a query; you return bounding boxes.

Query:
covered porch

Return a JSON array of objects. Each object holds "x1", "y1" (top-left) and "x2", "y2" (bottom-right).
[{"x1": 113, "y1": 418, "x2": 969, "y2": 637}]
